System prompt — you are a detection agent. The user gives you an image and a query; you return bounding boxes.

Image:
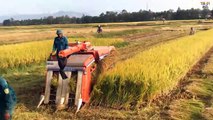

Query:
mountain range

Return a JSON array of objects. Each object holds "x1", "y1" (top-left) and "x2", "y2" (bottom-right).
[{"x1": 0, "y1": 11, "x2": 85, "y2": 23}]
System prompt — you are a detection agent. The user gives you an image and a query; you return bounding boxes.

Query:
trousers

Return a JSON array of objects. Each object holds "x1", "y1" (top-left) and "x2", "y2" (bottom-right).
[{"x1": 57, "y1": 56, "x2": 68, "y2": 79}]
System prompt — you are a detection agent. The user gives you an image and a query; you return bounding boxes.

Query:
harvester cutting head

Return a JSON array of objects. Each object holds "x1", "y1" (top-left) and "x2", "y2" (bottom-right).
[{"x1": 37, "y1": 41, "x2": 115, "y2": 112}]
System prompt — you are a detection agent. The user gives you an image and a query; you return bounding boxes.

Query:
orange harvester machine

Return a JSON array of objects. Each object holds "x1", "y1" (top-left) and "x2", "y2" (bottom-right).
[{"x1": 37, "y1": 41, "x2": 115, "y2": 112}]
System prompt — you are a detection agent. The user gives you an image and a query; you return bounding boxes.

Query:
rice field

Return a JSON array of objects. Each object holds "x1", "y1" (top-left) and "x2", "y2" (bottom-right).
[
  {"x1": 92, "y1": 29, "x2": 213, "y2": 108},
  {"x1": 1, "y1": 20, "x2": 213, "y2": 119},
  {"x1": 0, "y1": 38, "x2": 123, "y2": 72}
]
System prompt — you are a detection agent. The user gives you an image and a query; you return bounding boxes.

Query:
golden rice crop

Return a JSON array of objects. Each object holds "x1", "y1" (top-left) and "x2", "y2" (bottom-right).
[
  {"x1": 92, "y1": 29, "x2": 213, "y2": 108},
  {"x1": 0, "y1": 38, "x2": 123, "y2": 71}
]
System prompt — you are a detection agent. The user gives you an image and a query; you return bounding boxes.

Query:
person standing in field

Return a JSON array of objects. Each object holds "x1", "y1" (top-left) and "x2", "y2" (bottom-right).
[
  {"x1": 0, "y1": 77, "x2": 17, "y2": 120},
  {"x1": 97, "y1": 25, "x2": 103, "y2": 33},
  {"x1": 52, "y1": 29, "x2": 69, "y2": 79},
  {"x1": 162, "y1": 18, "x2": 166, "y2": 24},
  {"x1": 190, "y1": 27, "x2": 195, "y2": 35}
]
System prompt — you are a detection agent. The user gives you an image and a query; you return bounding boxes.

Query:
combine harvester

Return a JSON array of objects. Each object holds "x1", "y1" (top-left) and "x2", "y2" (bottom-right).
[{"x1": 37, "y1": 41, "x2": 115, "y2": 112}]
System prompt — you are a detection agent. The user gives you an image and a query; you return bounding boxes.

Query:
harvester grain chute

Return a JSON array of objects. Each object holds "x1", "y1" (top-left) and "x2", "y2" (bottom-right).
[{"x1": 37, "y1": 41, "x2": 115, "y2": 112}]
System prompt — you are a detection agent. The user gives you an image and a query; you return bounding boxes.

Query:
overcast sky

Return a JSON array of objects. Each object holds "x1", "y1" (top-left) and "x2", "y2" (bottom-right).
[{"x1": 0, "y1": 0, "x2": 212, "y2": 16}]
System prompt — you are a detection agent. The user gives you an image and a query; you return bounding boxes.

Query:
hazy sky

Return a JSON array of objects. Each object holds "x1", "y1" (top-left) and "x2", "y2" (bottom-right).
[{"x1": 0, "y1": 0, "x2": 212, "y2": 16}]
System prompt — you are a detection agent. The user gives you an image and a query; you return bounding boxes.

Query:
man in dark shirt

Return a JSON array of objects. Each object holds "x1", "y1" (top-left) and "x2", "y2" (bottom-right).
[
  {"x1": 97, "y1": 25, "x2": 102, "y2": 33},
  {"x1": 52, "y1": 30, "x2": 69, "y2": 79},
  {"x1": 0, "y1": 77, "x2": 17, "y2": 120}
]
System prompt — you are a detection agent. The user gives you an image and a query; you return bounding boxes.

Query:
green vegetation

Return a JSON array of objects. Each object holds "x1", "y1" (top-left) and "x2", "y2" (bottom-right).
[
  {"x1": 168, "y1": 78, "x2": 213, "y2": 120},
  {"x1": 3, "y1": 9, "x2": 213, "y2": 26},
  {"x1": 169, "y1": 99, "x2": 205, "y2": 120}
]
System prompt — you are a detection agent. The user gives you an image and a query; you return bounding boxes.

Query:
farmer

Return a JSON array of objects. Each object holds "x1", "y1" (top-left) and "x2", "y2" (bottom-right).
[
  {"x1": 97, "y1": 25, "x2": 102, "y2": 33},
  {"x1": 52, "y1": 29, "x2": 68, "y2": 79},
  {"x1": 190, "y1": 27, "x2": 195, "y2": 35},
  {"x1": 0, "y1": 77, "x2": 17, "y2": 120}
]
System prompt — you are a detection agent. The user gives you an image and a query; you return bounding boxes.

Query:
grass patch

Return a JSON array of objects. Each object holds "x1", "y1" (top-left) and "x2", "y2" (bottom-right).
[
  {"x1": 187, "y1": 79, "x2": 213, "y2": 99},
  {"x1": 169, "y1": 99, "x2": 205, "y2": 120},
  {"x1": 113, "y1": 41, "x2": 129, "y2": 48},
  {"x1": 169, "y1": 78, "x2": 213, "y2": 120}
]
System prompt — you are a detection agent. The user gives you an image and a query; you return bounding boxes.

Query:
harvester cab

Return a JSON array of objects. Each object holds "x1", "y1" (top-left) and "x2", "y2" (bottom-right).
[{"x1": 37, "y1": 41, "x2": 115, "y2": 112}]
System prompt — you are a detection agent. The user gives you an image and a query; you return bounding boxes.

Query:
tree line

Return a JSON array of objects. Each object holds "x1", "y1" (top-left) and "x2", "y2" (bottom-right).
[{"x1": 3, "y1": 8, "x2": 213, "y2": 26}]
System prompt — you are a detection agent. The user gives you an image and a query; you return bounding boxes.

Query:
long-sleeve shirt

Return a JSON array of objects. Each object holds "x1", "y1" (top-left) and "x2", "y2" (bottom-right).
[
  {"x1": 0, "y1": 77, "x2": 16, "y2": 113},
  {"x1": 52, "y1": 36, "x2": 69, "y2": 54}
]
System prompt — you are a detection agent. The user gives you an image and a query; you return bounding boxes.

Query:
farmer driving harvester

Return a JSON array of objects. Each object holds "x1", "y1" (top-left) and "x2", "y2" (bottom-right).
[
  {"x1": 0, "y1": 77, "x2": 16, "y2": 120},
  {"x1": 52, "y1": 30, "x2": 69, "y2": 80},
  {"x1": 38, "y1": 28, "x2": 115, "y2": 112}
]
